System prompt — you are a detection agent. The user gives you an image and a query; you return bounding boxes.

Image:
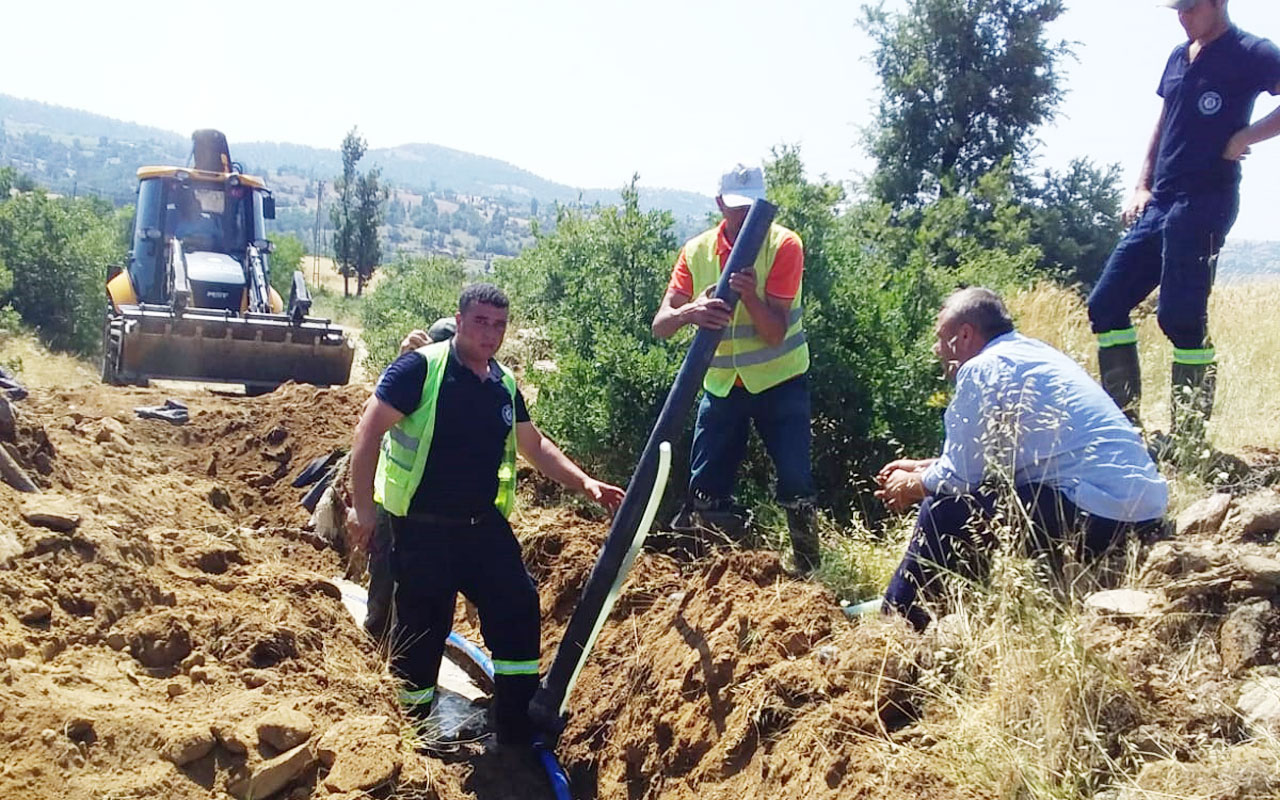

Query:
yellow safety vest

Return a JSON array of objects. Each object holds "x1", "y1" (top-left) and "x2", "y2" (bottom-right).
[
  {"x1": 685, "y1": 223, "x2": 809, "y2": 397},
  {"x1": 373, "y1": 341, "x2": 518, "y2": 518}
]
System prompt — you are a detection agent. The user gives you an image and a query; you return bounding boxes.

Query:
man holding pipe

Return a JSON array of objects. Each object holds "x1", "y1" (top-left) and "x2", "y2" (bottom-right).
[{"x1": 651, "y1": 164, "x2": 819, "y2": 573}]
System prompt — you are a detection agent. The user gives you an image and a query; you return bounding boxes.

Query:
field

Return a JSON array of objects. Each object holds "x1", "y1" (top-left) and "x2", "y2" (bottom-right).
[{"x1": 0, "y1": 281, "x2": 1278, "y2": 799}]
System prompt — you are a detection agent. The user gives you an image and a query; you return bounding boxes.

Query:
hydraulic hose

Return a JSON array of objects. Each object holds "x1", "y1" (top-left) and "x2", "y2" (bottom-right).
[{"x1": 529, "y1": 199, "x2": 778, "y2": 740}]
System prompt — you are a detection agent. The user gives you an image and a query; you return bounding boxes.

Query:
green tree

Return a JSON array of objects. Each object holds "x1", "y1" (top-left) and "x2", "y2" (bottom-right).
[
  {"x1": 330, "y1": 127, "x2": 366, "y2": 297},
  {"x1": 1021, "y1": 159, "x2": 1124, "y2": 287},
  {"x1": 353, "y1": 167, "x2": 386, "y2": 295},
  {"x1": 863, "y1": 0, "x2": 1070, "y2": 205},
  {"x1": 267, "y1": 232, "x2": 307, "y2": 301},
  {"x1": 360, "y1": 255, "x2": 467, "y2": 371}
]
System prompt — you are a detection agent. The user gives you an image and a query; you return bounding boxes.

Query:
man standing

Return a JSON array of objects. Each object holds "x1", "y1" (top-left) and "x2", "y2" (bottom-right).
[
  {"x1": 876, "y1": 288, "x2": 1167, "y2": 631},
  {"x1": 347, "y1": 284, "x2": 623, "y2": 745},
  {"x1": 651, "y1": 164, "x2": 819, "y2": 573},
  {"x1": 1088, "y1": 0, "x2": 1280, "y2": 446}
]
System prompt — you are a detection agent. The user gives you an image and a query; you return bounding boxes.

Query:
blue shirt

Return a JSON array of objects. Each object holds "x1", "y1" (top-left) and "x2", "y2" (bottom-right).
[
  {"x1": 921, "y1": 333, "x2": 1167, "y2": 523},
  {"x1": 1154, "y1": 26, "x2": 1280, "y2": 196}
]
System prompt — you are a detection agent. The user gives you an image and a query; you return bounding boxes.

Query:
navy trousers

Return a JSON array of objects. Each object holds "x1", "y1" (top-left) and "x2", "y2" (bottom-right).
[
  {"x1": 1087, "y1": 191, "x2": 1238, "y2": 350},
  {"x1": 391, "y1": 511, "x2": 541, "y2": 742},
  {"x1": 883, "y1": 484, "x2": 1130, "y2": 631}
]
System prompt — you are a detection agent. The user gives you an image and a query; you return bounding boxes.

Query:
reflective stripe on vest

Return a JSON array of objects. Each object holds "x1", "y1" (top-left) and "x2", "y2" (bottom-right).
[
  {"x1": 373, "y1": 341, "x2": 519, "y2": 518},
  {"x1": 685, "y1": 223, "x2": 809, "y2": 397}
]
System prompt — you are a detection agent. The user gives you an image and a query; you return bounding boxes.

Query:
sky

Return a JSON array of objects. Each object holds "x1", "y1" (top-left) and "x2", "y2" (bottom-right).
[{"x1": 3, "y1": 0, "x2": 1280, "y2": 239}]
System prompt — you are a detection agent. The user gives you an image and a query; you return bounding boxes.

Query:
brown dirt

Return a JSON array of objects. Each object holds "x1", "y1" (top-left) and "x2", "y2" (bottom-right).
[{"x1": 3, "y1": 364, "x2": 1274, "y2": 800}]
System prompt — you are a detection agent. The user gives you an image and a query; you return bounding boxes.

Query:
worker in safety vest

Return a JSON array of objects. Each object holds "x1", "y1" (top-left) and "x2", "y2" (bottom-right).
[
  {"x1": 651, "y1": 164, "x2": 819, "y2": 574},
  {"x1": 362, "y1": 316, "x2": 458, "y2": 646},
  {"x1": 348, "y1": 284, "x2": 624, "y2": 746}
]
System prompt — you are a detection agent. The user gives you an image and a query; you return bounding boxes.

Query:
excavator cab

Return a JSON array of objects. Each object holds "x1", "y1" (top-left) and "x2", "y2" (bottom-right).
[{"x1": 104, "y1": 131, "x2": 352, "y2": 391}]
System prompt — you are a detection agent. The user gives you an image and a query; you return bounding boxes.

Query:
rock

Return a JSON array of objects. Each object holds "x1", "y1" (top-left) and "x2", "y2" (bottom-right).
[
  {"x1": 1222, "y1": 601, "x2": 1271, "y2": 675},
  {"x1": 190, "y1": 542, "x2": 243, "y2": 575},
  {"x1": 208, "y1": 486, "x2": 233, "y2": 511},
  {"x1": 212, "y1": 720, "x2": 256, "y2": 755},
  {"x1": 163, "y1": 725, "x2": 216, "y2": 766},
  {"x1": 0, "y1": 396, "x2": 14, "y2": 439},
  {"x1": 93, "y1": 418, "x2": 128, "y2": 444},
  {"x1": 127, "y1": 612, "x2": 192, "y2": 668},
  {"x1": 226, "y1": 742, "x2": 316, "y2": 800},
  {"x1": 316, "y1": 716, "x2": 397, "y2": 766},
  {"x1": 1175, "y1": 492, "x2": 1232, "y2": 538},
  {"x1": 322, "y1": 734, "x2": 402, "y2": 793},
  {"x1": 1140, "y1": 541, "x2": 1228, "y2": 582},
  {"x1": 0, "y1": 441, "x2": 36, "y2": 493},
  {"x1": 1238, "y1": 675, "x2": 1280, "y2": 738},
  {"x1": 0, "y1": 530, "x2": 20, "y2": 565},
  {"x1": 1084, "y1": 589, "x2": 1159, "y2": 618},
  {"x1": 1224, "y1": 491, "x2": 1280, "y2": 542},
  {"x1": 17, "y1": 600, "x2": 51, "y2": 626},
  {"x1": 66, "y1": 717, "x2": 95, "y2": 745},
  {"x1": 105, "y1": 632, "x2": 127, "y2": 651},
  {"x1": 166, "y1": 680, "x2": 187, "y2": 698},
  {"x1": 20, "y1": 495, "x2": 81, "y2": 532},
  {"x1": 240, "y1": 668, "x2": 271, "y2": 688},
  {"x1": 256, "y1": 706, "x2": 313, "y2": 752},
  {"x1": 1237, "y1": 555, "x2": 1280, "y2": 588}
]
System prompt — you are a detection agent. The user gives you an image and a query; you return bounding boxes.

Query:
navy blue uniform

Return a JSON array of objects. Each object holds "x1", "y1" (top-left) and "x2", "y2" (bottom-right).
[
  {"x1": 1089, "y1": 27, "x2": 1280, "y2": 357},
  {"x1": 372, "y1": 345, "x2": 540, "y2": 744}
]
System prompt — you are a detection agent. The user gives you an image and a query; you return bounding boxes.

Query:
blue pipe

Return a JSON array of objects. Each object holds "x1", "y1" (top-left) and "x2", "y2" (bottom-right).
[{"x1": 447, "y1": 631, "x2": 572, "y2": 800}]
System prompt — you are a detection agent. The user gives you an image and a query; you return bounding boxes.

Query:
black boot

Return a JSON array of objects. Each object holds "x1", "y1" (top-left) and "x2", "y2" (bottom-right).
[
  {"x1": 1098, "y1": 343, "x2": 1142, "y2": 427},
  {"x1": 1170, "y1": 361, "x2": 1216, "y2": 453},
  {"x1": 784, "y1": 502, "x2": 821, "y2": 576}
]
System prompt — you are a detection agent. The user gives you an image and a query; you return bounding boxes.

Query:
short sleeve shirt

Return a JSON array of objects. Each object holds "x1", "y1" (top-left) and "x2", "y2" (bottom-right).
[
  {"x1": 375, "y1": 345, "x2": 529, "y2": 516},
  {"x1": 1153, "y1": 26, "x2": 1280, "y2": 196},
  {"x1": 667, "y1": 221, "x2": 804, "y2": 300}
]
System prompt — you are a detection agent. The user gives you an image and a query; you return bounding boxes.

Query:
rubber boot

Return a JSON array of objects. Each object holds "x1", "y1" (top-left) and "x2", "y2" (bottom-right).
[
  {"x1": 1170, "y1": 361, "x2": 1216, "y2": 454},
  {"x1": 784, "y1": 502, "x2": 821, "y2": 576},
  {"x1": 1098, "y1": 343, "x2": 1142, "y2": 427}
]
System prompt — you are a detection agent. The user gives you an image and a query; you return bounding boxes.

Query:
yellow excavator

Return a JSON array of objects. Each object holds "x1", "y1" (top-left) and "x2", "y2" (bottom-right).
[{"x1": 103, "y1": 130, "x2": 353, "y2": 392}]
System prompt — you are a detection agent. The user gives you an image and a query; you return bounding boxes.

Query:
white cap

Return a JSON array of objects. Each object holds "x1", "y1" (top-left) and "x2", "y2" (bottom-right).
[
  {"x1": 717, "y1": 164, "x2": 767, "y2": 208},
  {"x1": 1157, "y1": 0, "x2": 1197, "y2": 10}
]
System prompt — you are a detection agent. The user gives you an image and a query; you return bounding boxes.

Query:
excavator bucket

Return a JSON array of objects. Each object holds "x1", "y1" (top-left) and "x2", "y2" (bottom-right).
[{"x1": 105, "y1": 304, "x2": 354, "y2": 389}]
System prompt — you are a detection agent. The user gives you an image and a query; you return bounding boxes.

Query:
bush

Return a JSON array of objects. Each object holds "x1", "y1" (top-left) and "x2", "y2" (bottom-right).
[
  {"x1": 359, "y1": 254, "x2": 467, "y2": 372},
  {"x1": 267, "y1": 232, "x2": 307, "y2": 302},
  {"x1": 0, "y1": 191, "x2": 125, "y2": 354}
]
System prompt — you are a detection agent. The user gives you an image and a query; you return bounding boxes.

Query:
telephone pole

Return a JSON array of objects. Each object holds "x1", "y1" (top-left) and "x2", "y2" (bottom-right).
[{"x1": 312, "y1": 180, "x2": 325, "y2": 286}]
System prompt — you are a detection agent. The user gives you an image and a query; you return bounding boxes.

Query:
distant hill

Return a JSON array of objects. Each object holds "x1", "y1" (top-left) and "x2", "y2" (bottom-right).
[
  {"x1": 0, "y1": 94, "x2": 710, "y2": 220},
  {"x1": 1219, "y1": 240, "x2": 1280, "y2": 279}
]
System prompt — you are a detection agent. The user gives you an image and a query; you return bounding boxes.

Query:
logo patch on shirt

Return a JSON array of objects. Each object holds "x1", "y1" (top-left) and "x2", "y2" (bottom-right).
[
  {"x1": 502, "y1": 403, "x2": 514, "y2": 427},
  {"x1": 1198, "y1": 91, "x2": 1223, "y2": 116}
]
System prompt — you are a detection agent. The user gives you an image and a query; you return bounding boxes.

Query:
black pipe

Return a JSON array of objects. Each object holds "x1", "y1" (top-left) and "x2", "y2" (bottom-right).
[{"x1": 529, "y1": 198, "x2": 777, "y2": 740}]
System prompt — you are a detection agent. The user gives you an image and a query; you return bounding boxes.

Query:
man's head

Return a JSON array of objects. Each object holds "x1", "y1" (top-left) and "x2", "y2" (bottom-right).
[
  {"x1": 715, "y1": 164, "x2": 767, "y2": 233},
  {"x1": 455, "y1": 283, "x2": 509, "y2": 362},
  {"x1": 1160, "y1": 0, "x2": 1228, "y2": 39},
  {"x1": 933, "y1": 287, "x2": 1015, "y2": 380}
]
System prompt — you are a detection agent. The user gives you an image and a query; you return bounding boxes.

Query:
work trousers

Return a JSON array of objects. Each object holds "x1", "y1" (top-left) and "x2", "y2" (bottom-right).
[
  {"x1": 1087, "y1": 190, "x2": 1238, "y2": 351},
  {"x1": 688, "y1": 374, "x2": 815, "y2": 505},
  {"x1": 364, "y1": 506, "x2": 394, "y2": 644},
  {"x1": 390, "y1": 510, "x2": 541, "y2": 741},
  {"x1": 882, "y1": 484, "x2": 1137, "y2": 631}
]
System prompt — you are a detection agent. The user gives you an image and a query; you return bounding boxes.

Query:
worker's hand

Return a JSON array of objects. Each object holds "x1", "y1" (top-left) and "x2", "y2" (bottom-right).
[
  {"x1": 346, "y1": 501, "x2": 376, "y2": 552},
  {"x1": 1223, "y1": 131, "x2": 1253, "y2": 162},
  {"x1": 1121, "y1": 188, "x2": 1153, "y2": 227},
  {"x1": 875, "y1": 458, "x2": 930, "y2": 487},
  {"x1": 680, "y1": 294, "x2": 733, "y2": 331},
  {"x1": 874, "y1": 469, "x2": 926, "y2": 514},
  {"x1": 581, "y1": 477, "x2": 625, "y2": 514},
  {"x1": 399, "y1": 329, "x2": 430, "y2": 355},
  {"x1": 727, "y1": 268, "x2": 758, "y2": 300}
]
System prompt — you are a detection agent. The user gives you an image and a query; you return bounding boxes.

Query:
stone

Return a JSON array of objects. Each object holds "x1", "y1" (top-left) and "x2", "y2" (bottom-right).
[
  {"x1": 1175, "y1": 492, "x2": 1232, "y2": 538},
  {"x1": 226, "y1": 742, "x2": 316, "y2": 800},
  {"x1": 212, "y1": 720, "x2": 255, "y2": 755},
  {"x1": 256, "y1": 706, "x2": 313, "y2": 752},
  {"x1": 20, "y1": 495, "x2": 81, "y2": 532},
  {"x1": 1124, "y1": 745, "x2": 1280, "y2": 800},
  {"x1": 127, "y1": 612, "x2": 192, "y2": 669},
  {"x1": 163, "y1": 725, "x2": 216, "y2": 766},
  {"x1": 322, "y1": 734, "x2": 403, "y2": 793},
  {"x1": 1224, "y1": 491, "x2": 1280, "y2": 541},
  {"x1": 1221, "y1": 601, "x2": 1270, "y2": 676},
  {"x1": 166, "y1": 680, "x2": 187, "y2": 698},
  {"x1": 316, "y1": 716, "x2": 397, "y2": 767},
  {"x1": 1237, "y1": 555, "x2": 1280, "y2": 588},
  {"x1": 240, "y1": 668, "x2": 271, "y2": 688},
  {"x1": 1084, "y1": 589, "x2": 1159, "y2": 618},
  {"x1": 17, "y1": 600, "x2": 51, "y2": 626},
  {"x1": 1238, "y1": 675, "x2": 1280, "y2": 738}
]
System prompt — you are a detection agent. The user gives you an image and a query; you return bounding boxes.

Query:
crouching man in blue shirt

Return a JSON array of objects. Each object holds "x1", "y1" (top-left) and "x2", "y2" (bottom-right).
[{"x1": 875, "y1": 288, "x2": 1168, "y2": 631}]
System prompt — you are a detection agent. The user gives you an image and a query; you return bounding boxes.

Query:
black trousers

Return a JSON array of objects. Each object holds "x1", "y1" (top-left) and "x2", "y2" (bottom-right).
[{"x1": 391, "y1": 510, "x2": 541, "y2": 741}]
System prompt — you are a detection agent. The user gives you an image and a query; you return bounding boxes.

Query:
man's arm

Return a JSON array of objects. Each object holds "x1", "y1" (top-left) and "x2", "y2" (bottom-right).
[
  {"x1": 515, "y1": 422, "x2": 624, "y2": 512},
  {"x1": 1124, "y1": 105, "x2": 1166, "y2": 226},
  {"x1": 727, "y1": 268, "x2": 789, "y2": 348},
  {"x1": 1224, "y1": 104, "x2": 1280, "y2": 161},
  {"x1": 652, "y1": 288, "x2": 732, "y2": 339},
  {"x1": 346, "y1": 398, "x2": 405, "y2": 549}
]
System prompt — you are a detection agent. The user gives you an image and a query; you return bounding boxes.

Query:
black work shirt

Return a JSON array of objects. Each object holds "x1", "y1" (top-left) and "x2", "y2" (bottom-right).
[
  {"x1": 1154, "y1": 26, "x2": 1280, "y2": 196},
  {"x1": 376, "y1": 345, "x2": 529, "y2": 517}
]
